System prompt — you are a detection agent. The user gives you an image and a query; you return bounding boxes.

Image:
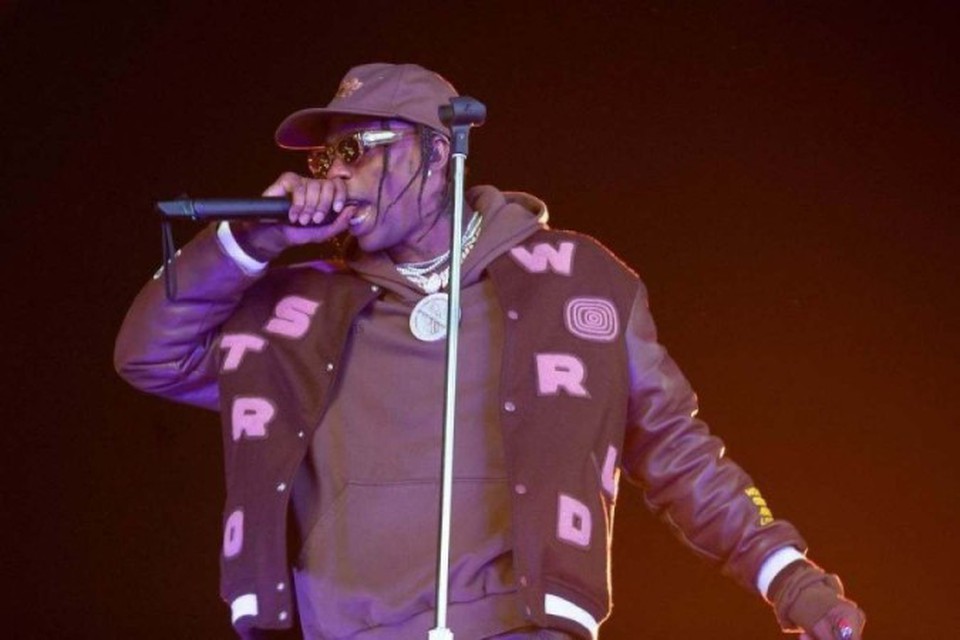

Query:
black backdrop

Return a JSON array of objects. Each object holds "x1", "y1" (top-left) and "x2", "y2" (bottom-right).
[{"x1": 3, "y1": 2, "x2": 957, "y2": 638}]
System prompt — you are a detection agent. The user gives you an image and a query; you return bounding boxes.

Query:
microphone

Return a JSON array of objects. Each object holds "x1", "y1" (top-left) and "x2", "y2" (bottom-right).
[{"x1": 156, "y1": 196, "x2": 308, "y2": 222}]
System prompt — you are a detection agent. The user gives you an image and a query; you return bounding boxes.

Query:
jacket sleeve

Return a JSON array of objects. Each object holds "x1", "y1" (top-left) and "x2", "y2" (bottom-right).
[
  {"x1": 114, "y1": 224, "x2": 265, "y2": 411},
  {"x1": 620, "y1": 283, "x2": 807, "y2": 593}
]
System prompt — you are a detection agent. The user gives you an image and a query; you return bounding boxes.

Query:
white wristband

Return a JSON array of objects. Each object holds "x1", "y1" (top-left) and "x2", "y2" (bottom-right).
[
  {"x1": 216, "y1": 221, "x2": 268, "y2": 274},
  {"x1": 757, "y1": 546, "x2": 807, "y2": 599}
]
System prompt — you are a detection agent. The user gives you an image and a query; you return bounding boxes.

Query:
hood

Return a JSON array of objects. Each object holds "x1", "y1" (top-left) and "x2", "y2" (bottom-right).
[{"x1": 346, "y1": 185, "x2": 548, "y2": 298}]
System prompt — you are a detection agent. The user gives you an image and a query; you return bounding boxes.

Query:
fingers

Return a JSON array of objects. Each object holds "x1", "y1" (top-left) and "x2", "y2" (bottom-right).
[
  {"x1": 288, "y1": 177, "x2": 347, "y2": 226},
  {"x1": 262, "y1": 172, "x2": 348, "y2": 226},
  {"x1": 806, "y1": 607, "x2": 864, "y2": 640},
  {"x1": 279, "y1": 209, "x2": 350, "y2": 247}
]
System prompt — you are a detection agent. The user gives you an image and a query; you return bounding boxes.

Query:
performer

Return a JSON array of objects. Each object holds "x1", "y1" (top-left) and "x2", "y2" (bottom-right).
[{"x1": 115, "y1": 63, "x2": 865, "y2": 640}]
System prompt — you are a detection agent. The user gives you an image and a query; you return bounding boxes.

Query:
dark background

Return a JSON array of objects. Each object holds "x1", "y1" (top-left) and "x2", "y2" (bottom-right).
[{"x1": 3, "y1": 2, "x2": 957, "y2": 638}]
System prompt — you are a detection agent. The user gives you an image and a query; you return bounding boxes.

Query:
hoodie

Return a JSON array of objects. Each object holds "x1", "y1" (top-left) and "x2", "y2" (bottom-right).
[{"x1": 289, "y1": 186, "x2": 548, "y2": 640}]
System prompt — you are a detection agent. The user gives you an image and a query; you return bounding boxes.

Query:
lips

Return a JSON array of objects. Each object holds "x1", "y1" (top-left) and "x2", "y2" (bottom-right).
[{"x1": 346, "y1": 202, "x2": 374, "y2": 230}]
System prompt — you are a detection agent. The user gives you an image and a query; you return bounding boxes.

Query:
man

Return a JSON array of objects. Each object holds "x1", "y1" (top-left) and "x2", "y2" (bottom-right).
[{"x1": 115, "y1": 63, "x2": 866, "y2": 640}]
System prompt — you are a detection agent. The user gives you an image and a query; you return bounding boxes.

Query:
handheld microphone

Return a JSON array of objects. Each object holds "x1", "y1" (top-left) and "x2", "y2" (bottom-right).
[{"x1": 156, "y1": 196, "x2": 300, "y2": 222}]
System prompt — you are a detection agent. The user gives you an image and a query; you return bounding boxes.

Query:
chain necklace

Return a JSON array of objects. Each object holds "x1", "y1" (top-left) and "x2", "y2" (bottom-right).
[{"x1": 395, "y1": 212, "x2": 483, "y2": 294}]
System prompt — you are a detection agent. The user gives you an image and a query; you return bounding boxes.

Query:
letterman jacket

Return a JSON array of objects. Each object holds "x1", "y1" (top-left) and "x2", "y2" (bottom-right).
[{"x1": 115, "y1": 220, "x2": 807, "y2": 639}]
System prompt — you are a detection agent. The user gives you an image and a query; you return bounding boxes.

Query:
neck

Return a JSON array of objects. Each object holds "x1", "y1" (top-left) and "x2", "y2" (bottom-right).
[{"x1": 388, "y1": 201, "x2": 466, "y2": 265}]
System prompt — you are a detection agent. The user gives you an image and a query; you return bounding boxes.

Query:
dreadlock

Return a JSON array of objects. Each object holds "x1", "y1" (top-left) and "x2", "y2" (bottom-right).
[{"x1": 373, "y1": 121, "x2": 450, "y2": 226}]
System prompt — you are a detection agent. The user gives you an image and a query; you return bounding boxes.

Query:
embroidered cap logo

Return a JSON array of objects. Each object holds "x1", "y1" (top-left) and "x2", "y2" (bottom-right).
[{"x1": 335, "y1": 77, "x2": 363, "y2": 99}]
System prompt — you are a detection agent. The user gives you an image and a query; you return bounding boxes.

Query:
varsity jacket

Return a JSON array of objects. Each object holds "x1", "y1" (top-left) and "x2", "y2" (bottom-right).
[{"x1": 115, "y1": 211, "x2": 806, "y2": 639}]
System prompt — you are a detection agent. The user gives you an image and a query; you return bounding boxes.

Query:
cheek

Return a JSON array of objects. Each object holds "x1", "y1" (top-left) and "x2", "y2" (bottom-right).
[{"x1": 394, "y1": 145, "x2": 424, "y2": 179}]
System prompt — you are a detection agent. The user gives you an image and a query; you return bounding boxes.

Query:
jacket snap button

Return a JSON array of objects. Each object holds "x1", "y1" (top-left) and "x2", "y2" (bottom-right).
[
  {"x1": 503, "y1": 401, "x2": 516, "y2": 412},
  {"x1": 514, "y1": 484, "x2": 527, "y2": 495}
]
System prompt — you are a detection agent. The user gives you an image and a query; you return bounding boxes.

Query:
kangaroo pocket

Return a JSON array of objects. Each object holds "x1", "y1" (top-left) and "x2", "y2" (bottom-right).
[{"x1": 293, "y1": 478, "x2": 513, "y2": 640}]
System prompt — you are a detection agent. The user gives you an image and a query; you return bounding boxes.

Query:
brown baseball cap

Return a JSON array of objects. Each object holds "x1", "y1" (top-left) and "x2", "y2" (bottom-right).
[{"x1": 274, "y1": 63, "x2": 459, "y2": 149}]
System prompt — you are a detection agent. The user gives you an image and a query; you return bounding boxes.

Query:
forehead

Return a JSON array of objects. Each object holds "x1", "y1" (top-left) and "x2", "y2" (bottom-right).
[{"x1": 325, "y1": 116, "x2": 417, "y2": 140}]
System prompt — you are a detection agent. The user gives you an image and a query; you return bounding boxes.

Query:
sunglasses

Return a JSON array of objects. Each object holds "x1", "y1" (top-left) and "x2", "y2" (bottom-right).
[{"x1": 306, "y1": 129, "x2": 411, "y2": 178}]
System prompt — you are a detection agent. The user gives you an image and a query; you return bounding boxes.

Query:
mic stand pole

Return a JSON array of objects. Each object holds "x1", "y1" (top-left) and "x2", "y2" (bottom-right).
[{"x1": 429, "y1": 97, "x2": 487, "y2": 640}]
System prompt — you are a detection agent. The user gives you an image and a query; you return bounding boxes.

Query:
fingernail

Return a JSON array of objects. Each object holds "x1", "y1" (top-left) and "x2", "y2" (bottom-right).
[{"x1": 333, "y1": 200, "x2": 343, "y2": 213}]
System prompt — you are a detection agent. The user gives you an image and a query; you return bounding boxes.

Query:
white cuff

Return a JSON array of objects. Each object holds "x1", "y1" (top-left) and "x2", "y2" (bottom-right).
[
  {"x1": 230, "y1": 593, "x2": 259, "y2": 623},
  {"x1": 757, "y1": 546, "x2": 807, "y2": 599},
  {"x1": 544, "y1": 593, "x2": 599, "y2": 640},
  {"x1": 217, "y1": 221, "x2": 269, "y2": 274}
]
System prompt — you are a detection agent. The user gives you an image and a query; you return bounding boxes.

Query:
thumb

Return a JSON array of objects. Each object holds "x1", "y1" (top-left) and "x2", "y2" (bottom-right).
[
  {"x1": 262, "y1": 171, "x2": 304, "y2": 197},
  {"x1": 262, "y1": 182, "x2": 288, "y2": 197}
]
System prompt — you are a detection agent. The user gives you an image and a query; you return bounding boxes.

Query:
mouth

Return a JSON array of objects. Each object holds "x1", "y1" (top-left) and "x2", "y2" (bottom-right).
[{"x1": 345, "y1": 201, "x2": 374, "y2": 229}]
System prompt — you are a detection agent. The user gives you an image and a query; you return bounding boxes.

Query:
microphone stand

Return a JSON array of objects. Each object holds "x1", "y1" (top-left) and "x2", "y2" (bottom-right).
[{"x1": 429, "y1": 97, "x2": 486, "y2": 640}]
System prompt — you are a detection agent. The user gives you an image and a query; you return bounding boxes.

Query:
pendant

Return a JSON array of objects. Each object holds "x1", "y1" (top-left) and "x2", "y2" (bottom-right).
[
  {"x1": 410, "y1": 292, "x2": 449, "y2": 342},
  {"x1": 424, "y1": 272, "x2": 443, "y2": 294}
]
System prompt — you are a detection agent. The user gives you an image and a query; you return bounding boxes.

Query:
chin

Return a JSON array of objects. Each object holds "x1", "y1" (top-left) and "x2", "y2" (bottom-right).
[{"x1": 355, "y1": 233, "x2": 386, "y2": 255}]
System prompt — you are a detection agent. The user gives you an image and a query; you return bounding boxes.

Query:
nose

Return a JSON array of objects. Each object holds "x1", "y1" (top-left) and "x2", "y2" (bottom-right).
[{"x1": 325, "y1": 155, "x2": 352, "y2": 180}]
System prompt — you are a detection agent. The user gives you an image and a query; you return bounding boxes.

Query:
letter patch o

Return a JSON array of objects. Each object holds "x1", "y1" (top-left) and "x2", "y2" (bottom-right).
[
  {"x1": 223, "y1": 509, "x2": 244, "y2": 558},
  {"x1": 565, "y1": 297, "x2": 619, "y2": 342}
]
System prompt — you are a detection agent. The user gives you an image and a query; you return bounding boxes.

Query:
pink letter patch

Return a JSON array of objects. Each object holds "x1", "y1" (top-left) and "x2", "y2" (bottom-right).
[
  {"x1": 600, "y1": 445, "x2": 619, "y2": 499},
  {"x1": 231, "y1": 396, "x2": 275, "y2": 441},
  {"x1": 509, "y1": 241, "x2": 575, "y2": 275},
  {"x1": 223, "y1": 509, "x2": 244, "y2": 558},
  {"x1": 557, "y1": 493, "x2": 592, "y2": 549},
  {"x1": 265, "y1": 296, "x2": 320, "y2": 339},
  {"x1": 535, "y1": 353, "x2": 590, "y2": 397},
  {"x1": 220, "y1": 333, "x2": 267, "y2": 372},
  {"x1": 565, "y1": 297, "x2": 619, "y2": 342}
]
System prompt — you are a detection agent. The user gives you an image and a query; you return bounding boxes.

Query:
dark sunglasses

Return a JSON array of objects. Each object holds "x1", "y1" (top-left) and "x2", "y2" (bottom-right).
[{"x1": 306, "y1": 129, "x2": 411, "y2": 178}]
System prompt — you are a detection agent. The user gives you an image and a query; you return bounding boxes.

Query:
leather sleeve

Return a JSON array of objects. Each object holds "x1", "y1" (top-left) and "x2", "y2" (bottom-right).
[
  {"x1": 113, "y1": 224, "x2": 265, "y2": 411},
  {"x1": 620, "y1": 284, "x2": 807, "y2": 592}
]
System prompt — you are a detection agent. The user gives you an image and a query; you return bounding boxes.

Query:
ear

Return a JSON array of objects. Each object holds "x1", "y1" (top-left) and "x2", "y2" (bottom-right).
[{"x1": 428, "y1": 135, "x2": 450, "y2": 169}]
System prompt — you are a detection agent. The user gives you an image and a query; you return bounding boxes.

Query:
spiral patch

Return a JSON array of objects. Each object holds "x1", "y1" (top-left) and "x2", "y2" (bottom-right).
[{"x1": 564, "y1": 297, "x2": 619, "y2": 342}]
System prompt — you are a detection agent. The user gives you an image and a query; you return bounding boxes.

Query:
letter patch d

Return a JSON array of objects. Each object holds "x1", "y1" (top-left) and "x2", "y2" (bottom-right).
[{"x1": 557, "y1": 494, "x2": 592, "y2": 549}]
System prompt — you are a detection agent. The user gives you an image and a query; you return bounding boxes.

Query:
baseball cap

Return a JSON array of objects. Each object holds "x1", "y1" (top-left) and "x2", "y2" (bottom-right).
[{"x1": 274, "y1": 63, "x2": 459, "y2": 149}]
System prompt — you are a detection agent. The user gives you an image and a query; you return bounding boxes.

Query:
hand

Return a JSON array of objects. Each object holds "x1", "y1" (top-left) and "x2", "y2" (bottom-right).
[
  {"x1": 230, "y1": 172, "x2": 354, "y2": 262},
  {"x1": 799, "y1": 601, "x2": 865, "y2": 640},
  {"x1": 266, "y1": 171, "x2": 351, "y2": 226},
  {"x1": 768, "y1": 560, "x2": 866, "y2": 639}
]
